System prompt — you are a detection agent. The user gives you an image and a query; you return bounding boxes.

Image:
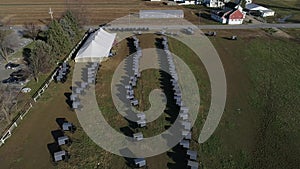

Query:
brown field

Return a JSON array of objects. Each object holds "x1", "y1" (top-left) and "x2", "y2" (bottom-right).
[{"x1": 0, "y1": 0, "x2": 185, "y2": 25}]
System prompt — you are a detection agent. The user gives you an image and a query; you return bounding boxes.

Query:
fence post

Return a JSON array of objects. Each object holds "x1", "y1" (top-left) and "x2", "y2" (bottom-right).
[
  {"x1": 14, "y1": 122, "x2": 17, "y2": 127},
  {"x1": 1, "y1": 138, "x2": 4, "y2": 144}
]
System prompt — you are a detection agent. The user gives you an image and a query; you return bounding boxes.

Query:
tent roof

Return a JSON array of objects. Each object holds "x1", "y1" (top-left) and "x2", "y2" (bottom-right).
[{"x1": 75, "y1": 28, "x2": 116, "y2": 62}]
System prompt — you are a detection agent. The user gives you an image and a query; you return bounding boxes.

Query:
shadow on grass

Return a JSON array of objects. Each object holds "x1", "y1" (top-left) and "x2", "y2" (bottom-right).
[
  {"x1": 47, "y1": 142, "x2": 61, "y2": 160},
  {"x1": 64, "y1": 92, "x2": 72, "y2": 109},
  {"x1": 51, "y1": 130, "x2": 64, "y2": 141},
  {"x1": 56, "y1": 117, "x2": 67, "y2": 129}
]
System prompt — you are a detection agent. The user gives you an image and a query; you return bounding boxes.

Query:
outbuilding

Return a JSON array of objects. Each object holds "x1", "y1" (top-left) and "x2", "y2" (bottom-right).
[
  {"x1": 245, "y1": 3, "x2": 275, "y2": 17},
  {"x1": 57, "y1": 136, "x2": 71, "y2": 146},
  {"x1": 54, "y1": 150, "x2": 69, "y2": 162},
  {"x1": 134, "y1": 158, "x2": 146, "y2": 167}
]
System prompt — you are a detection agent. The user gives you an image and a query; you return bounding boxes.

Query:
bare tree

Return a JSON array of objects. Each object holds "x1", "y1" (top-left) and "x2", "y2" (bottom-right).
[
  {"x1": 24, "y1": 22, "x2": 40, "y2": 41},
  {"x1": 29, "y1": 40, "x2": 53, "y2": 82},
  {"x1": 0, "y1": 85, "x2": 14, "y2": 125},
  {"x1": 0, "y1": 31, "x2": 20, "y2": 62}
]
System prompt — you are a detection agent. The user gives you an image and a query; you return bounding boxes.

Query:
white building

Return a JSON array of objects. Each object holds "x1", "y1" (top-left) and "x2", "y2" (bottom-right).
[
  {"x1": 245, "y1": 3, "x2": 275, "y2": 17},
  {"x1": 75, "y1": 28, "x2": 116, "y2": 62},
  {"x1": 203, "y1": 0, "x2": 231, "y2": 8},
  {"x1": 173, "y1": 0, "x2": 201, "y2": 5},
  {"x1": 211, "y1": 5, "x2": 246, "y2": 24},
  {"x1": 139, "y1": 10, "x2": 184, "y2": 18}
]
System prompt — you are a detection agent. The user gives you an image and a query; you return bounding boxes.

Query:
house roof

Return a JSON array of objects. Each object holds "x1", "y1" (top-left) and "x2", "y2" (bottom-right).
[
  {"x1": 228, "y1": 9, "x2": 244, "y2": 19},
  {"x1": 225, "y1": 2, "x2": 238, "y2": 9},
  {"x1": 245, "y1": 3, "x2": 272, "y2": 11},
  {"x1": 212, "y1": 8, "x2": 232, "y2": 17}
]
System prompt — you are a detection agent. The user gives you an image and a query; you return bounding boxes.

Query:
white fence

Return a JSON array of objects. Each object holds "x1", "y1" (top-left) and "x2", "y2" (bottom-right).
[{"x1": 0, "y1": 33, "x2": 89, "y2": 148}]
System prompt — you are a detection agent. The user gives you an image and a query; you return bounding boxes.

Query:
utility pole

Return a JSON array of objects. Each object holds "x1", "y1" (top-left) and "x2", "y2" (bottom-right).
[{"x1": 49, "y1": 8, "x2": 54, "y2": 20}]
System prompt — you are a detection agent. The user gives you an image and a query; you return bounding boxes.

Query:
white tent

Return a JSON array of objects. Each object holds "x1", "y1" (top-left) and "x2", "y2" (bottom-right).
[{"x1": 75, "y1": 28, "x2": 116, "y2": 62}]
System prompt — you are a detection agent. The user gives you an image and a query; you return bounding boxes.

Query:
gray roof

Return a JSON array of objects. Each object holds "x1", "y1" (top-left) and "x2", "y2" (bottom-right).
[
  {"x1": 187, "y1": 150, "x2": 197, "y2": 160},
  {"x1": 188, "y1": 160, "x2": 199, "y2": 168},
  {"x1": 140, "y1": 10, "x2": 184, "y2": 19}
]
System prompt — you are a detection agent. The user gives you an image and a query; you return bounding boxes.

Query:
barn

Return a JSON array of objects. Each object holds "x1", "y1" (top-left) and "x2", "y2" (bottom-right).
[{"x1": 211, "y1": 7, "x2": 245, "y2": 25}]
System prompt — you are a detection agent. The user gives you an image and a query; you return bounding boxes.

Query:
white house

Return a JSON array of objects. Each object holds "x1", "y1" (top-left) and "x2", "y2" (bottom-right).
[
  {"x1": 245, "y1": 3, "x2": 275, "y2": 17},
  {"x1": 173, "y1": 0, "x2": 201, "y2": 5},
  {"x1": 203, "y1": 0, "x2": 231, "y2": 8}
]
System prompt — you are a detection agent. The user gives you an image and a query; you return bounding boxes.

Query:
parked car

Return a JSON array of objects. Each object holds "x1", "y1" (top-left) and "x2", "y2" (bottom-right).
[
  {"x1": 10, "y1": 69, "x2": 29, "y2": 78},
  {"x1": 2, "y1": 77, "x2": 17, "y2": 84},
  {"x1": 2, "y1": 76, "x2": 27, "y2": 85},
  {"x1": 5, "y1": 62, "x2": 20, "y2": 70}
]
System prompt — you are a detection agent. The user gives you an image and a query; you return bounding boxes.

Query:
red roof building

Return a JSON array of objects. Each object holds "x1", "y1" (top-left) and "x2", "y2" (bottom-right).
[{"x1": 211, "y1": 5, "x2": 245, "y2": 25}]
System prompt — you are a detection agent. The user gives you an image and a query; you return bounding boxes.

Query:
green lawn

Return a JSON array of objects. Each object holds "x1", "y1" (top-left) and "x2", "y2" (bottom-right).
[
  {"x1": 2, "y1": 29, "x2": 299, "y2": 169},
  {"x1": 64, "y1": 32, "x2": 300, "y2": 169},
  {"x1": 254, "y1": 0, "x2": 300, "y2": 23},
  {"x1": 196, "y1": 32, "x2": 300, "y2": 169}
]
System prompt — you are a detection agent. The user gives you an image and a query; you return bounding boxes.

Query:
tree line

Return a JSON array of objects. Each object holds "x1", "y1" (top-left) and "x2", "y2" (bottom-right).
[{"x1": 24, "y1": 10, "x2": 82, "y2": 82}]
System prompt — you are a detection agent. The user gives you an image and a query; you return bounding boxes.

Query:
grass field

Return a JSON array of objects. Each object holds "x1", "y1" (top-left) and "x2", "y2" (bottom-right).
[
  {"x1": 0, "y1": 28, "x2": 299, "y2": 169},
  {"x1": 255, "y1": 0, "x2": 300, "y2": 23}
]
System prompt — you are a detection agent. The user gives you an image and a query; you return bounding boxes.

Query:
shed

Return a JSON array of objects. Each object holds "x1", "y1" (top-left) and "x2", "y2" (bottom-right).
[
  {"x1": 180, "y1": 139, "x2": 190, "y2": 148},
  {"x1": 187, "y1": 150, "x2": 197, "y2": 160},
  {"x1": 179, "y1": 112, "x2": 189, "y2": 120},
  {"x1": 137, "y1": 119, "x2": 146, "y2": 127},
  {"x1": 185, "y1": 132, "x2": 192, "y2": 140},
  {"x1": 88, "y1": 77, "x2": 95, "y2": 84},
  {"x1": 70, "y1": 94, "x2": 78, "y2": 101},
  {"x1": 57, "y1": 136, "x2": 70, "y2": 146},
  {"x1": 188, "y1": 160, "x2": 199, "y2": 169},
  {"x1": 182, "y1": 130, "x2": 190, "y2": 136},
  {"x1": 54, "y1": 150, "x2": 68, "y2": 162},
  {"x1": 126, "y1": 95, "x2": 134, "y2": 100},
  {"x1": 81, "y1": 82, "x2": 88, "y2": 89},
  {"x1": 137, "y1": 113, "x2": 146, "y2": 120},
  {"x1": 134, "y1": 158, "x2": 146, "y2": 167},
  {"x1": 181, "y1": 121, "x2": 192, "y2": 130},
  {"x1": 62, "y1": 122, "x2": 76, "y2": 132},
  {"x1": 131, "y1": 99, "x2": 139, "y2": 106},
  {"x1": 133, "y1": 132, "x2": 144, "y2": 141},
  {"x1": 125, "y1": 85, "x2": 132, "y2": 90},
  {"x1": 75, "y1": 87, "x2": 83, "y2": 94},
  {"x1": 72, "y1": 101, "x2": 81, "y2": 109},
  {"x1": 180, "y1": 107, "x2": 189, "y2": 113}
]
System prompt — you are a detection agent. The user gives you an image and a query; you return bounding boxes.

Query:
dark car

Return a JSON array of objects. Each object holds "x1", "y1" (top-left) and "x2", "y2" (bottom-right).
[
  {"x1": 2, "y1": 77, "x2": 17, "y2": 84},
  {"x1": 5, "y1": 62, "x2": 20, "y2": 70},
  {"x1": 10, "y1": 69, "x2": 29, "y2": 78}
]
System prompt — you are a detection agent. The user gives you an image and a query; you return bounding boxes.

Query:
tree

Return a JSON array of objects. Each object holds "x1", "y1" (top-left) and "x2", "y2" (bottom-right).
[
  {"x1": 0, "y1": 85, "x2": 14, "y2": 125},
  {"x1": 0, "y1": 31, "x2": 20, "y2": 62},
  {"x1": 46, "y1": 20, "x2": 72, "y2": 58},
  {"x1": 60, "y1": 10, "x2": 81, "y2": 42},
  {"x1": 24, "y1": 22, "x2": 40, "y2": 41},
  {"x1": 29, "y1": 40, "x2": 53, "y2": 82}
]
